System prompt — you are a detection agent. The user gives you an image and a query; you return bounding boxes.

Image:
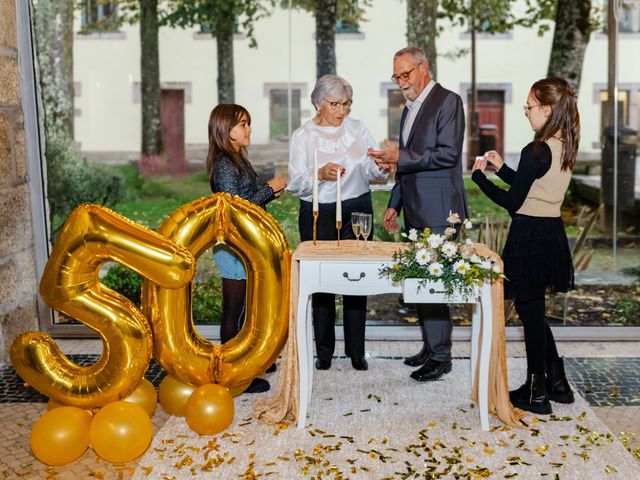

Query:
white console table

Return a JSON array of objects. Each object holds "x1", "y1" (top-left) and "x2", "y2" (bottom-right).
[{"x1": 253, "y1": 241, "x2": 523, "y2": 431}]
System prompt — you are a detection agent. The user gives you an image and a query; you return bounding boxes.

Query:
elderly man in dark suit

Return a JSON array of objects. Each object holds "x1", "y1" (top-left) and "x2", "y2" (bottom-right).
[{"x1": 369, "y1": 47, "x2": 468, "y2": 382}]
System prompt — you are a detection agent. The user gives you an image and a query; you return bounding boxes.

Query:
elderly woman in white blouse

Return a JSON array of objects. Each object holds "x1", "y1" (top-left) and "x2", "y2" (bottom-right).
[{"x1": 287, "y1": 74, "x2": 388, "y2": 372}]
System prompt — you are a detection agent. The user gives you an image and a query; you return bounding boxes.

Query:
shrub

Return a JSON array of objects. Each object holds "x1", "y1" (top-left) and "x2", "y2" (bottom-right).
[
  {"x1": 192, "y1": 275, "x2": 223, "y2": 325},
  {"x1": 46, "y1": 128, "x2": 129, "y2": 238},
  {"x1": 101, "y1": 263, "x2": 223, "y2": 325},
  {"x1": 101, "y1": 263, "x2": 142, "y2": 307}
]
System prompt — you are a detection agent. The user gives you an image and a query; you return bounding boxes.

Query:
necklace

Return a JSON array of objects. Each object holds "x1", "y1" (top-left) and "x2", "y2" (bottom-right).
[{"x1": 314, "y1": 123, "x2": 345, "y2": 143}]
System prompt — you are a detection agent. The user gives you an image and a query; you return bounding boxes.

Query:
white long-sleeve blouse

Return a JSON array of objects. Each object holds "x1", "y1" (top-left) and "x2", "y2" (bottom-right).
[{"x1": 287, "y1": 116, "x2": 388, "y2": 203}]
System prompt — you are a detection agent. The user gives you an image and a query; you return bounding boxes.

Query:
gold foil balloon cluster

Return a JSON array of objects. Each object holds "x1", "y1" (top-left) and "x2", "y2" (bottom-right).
[{"x1": 10, "y1": 194, "x2": 291, "y2": 466}]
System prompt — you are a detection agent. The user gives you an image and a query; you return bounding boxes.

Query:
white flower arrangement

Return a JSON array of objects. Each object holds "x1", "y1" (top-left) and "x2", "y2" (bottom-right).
[{"x1": 379, "y1": 212, "x2": 504, "y2": 299}]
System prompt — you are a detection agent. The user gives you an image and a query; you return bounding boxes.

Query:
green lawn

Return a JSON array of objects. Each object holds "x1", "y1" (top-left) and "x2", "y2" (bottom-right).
[{"x1": 111, "y1": 170, "x2": 512, "y2": 249}]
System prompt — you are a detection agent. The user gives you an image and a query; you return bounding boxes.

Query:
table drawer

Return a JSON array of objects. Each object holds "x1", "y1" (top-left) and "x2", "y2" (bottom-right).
[{"x1": 319, "y1": 262, "x2": 392, "y2": 289}]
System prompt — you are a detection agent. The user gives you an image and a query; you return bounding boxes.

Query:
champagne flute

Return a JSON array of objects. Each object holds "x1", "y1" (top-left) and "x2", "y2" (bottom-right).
[
  {"x1": 361, "y1": 213, "x2": 372, "y2": 245},
  {"x1": 351, "y1": 212, "x2": 362, "y2": 241}
]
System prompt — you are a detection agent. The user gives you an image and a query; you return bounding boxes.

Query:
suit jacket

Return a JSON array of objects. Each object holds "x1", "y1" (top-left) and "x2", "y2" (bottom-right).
[{"x1": 387, "y1": 83, "x2": 468, "y2": 231}]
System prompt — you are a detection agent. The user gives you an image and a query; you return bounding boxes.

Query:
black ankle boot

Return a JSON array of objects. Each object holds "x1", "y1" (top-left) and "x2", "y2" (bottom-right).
[
  {"x1": 511, "y1": 373, "x2": 552, "y2": 415},
  {"x1": 546, "y1": 357, "x2": 574, "y2": 404},
  {"x1": 509, "y1": 373, "x2": 531, "y2": 404}
]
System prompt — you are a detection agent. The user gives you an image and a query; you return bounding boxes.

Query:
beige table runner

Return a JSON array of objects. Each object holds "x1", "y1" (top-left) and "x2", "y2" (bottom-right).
[{"x1": 254, "y1": 240, "x2": 523, "y2": 427}]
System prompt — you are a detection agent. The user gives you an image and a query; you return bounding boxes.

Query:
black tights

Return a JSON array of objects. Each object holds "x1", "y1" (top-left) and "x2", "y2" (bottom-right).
[
  {"x1": 220, "y1": 278, "x2": 246, "y2": 344},
  {"x1": 514, "y1": 296, "x2": 559, "y2": 375}
]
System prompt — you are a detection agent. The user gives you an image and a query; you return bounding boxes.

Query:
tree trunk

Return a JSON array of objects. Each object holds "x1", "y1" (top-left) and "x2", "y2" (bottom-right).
[
  {"x1": 546, "y1": 0, "x2": 592, "y2": 93},
  {"x1": 406, "y1": 0, "x2": 438, "y2": 80},
  {"x1": 140, "y1": 0, "x2": 163, "y2": 159},
  {"x1": 315, "y1": 0, "x2": 337, "y2": 78},
  {"x1": 216, "y1": 10, "x2": 235, "y2": 104},
  {"x1": 34, "y1": 0, "x2": 74, "y2": 135}
]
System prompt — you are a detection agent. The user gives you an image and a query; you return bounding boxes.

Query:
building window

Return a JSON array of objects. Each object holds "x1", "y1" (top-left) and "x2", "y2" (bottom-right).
[
  {"x1": 387, "y1": 89, "x2": 405, "y2": 141},
  {"x1": 600, "y1": 90, "x2": 630, "y2": 131},
  {"x1": 336, "y1": 0, "x2": 361, "y2": 34},
  {"x1": 80, "y1": 0, "x2": 119, "y2": 33},
  {"x1": 602, "y1": 0, "x2": 640, "y2": 33},
  {"x1": 621, "y1": 0, "x2": 640, "y2": 32},
  {"x1": 269, "y1": 89, "x2": 301, "y2": 140}
]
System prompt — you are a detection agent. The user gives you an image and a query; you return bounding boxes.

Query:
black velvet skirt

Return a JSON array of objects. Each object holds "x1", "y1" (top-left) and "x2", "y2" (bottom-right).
[{"x1": 502, "y1": 214, "x2": 574, "y2": 300}]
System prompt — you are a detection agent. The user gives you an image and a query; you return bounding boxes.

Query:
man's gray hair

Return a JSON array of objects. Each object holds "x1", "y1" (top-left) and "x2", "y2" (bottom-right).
[
  {"x1": 394, "y1": 47, "x2": 429, "y2": 66},
  {"x1": 311, "y1": 74, "x2": 353, "y2": 109}
]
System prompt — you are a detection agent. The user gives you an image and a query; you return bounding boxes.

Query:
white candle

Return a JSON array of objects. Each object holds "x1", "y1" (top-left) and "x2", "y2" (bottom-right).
[
  {"x1": 336, "y1": 170, "x2": 342, "y2": 223},
  {"x1": 312, "y1": 149, "x2": 319, "y2": 213}
]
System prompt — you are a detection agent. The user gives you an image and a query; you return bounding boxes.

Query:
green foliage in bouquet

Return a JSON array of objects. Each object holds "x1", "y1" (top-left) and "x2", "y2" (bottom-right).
[{"x1": 379, "y1": 213, "x2": 504, "y2": 299}]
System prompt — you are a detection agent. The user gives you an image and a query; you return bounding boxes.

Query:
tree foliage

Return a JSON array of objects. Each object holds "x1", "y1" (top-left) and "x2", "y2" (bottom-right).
[{"x1": 35, "y1": 0, "x2": 75, "y2": 135}]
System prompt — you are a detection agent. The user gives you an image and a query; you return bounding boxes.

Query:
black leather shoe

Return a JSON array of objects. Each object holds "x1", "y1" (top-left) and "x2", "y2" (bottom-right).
[
  {"x1": 315, "y1": 358, "x2": 331, "y2": 370},
  {"x1": 351, "y1": 357, "x2": 368, "y2": 371},
  {"x1": 410, "y1": 359, "x2": 452, "y2": 382},
  {"x1": 266, "y1": 363, "x2": 276, "y2": 373},
  {"x1": 404, "y1": 348, "x2": 431, "y2": 367},
  {"x1": 244, "y1": 378, "x2": 270, "y2": 394}
]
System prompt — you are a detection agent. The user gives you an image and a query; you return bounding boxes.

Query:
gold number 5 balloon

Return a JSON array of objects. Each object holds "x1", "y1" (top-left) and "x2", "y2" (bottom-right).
[
  {"x1": 10, "y1": 204, "x2": 195, "y2": 408},
  {"x1": 143, "y1": 193, "x2": 291, "y2": 394}
]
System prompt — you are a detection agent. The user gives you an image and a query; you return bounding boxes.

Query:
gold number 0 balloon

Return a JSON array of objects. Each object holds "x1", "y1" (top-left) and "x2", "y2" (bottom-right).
[
  {"x1": 143, "y1": 193, "x2": 291, "y2": 394},
  {"x1": 10, "y1": 204, "x2": 195, "y2": 408}
]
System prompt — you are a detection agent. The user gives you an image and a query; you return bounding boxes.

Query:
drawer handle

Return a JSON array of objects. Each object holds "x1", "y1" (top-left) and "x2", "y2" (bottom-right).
[
  {"x1": 429, "y1": 288, "x2": 446, "y2": 294},
  {"x1": 343, "y1": 272, "x2": 366, "y2": 282}
]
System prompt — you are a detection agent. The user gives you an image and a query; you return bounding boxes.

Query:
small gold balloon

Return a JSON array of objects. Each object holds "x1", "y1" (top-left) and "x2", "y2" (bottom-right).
[
  {"x1": 185, "y1": 384, "x2": 234, "y2": 436},
  {"x1": 30, "y1": 406, "x2": 92, "y2": 466},
  {"x1": 90, "y1": 401, "x2": 153, "y2": 464},
  {"x1": 158, "y1": 375, "x2": 196, "y2": 417},
  {"x1": 123, "y1": 378, "x2": 157, "y2": 417}
]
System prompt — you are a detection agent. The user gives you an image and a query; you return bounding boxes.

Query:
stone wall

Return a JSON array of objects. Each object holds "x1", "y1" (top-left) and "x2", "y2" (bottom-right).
[{"x1": 0, "y1": 0, "x2": 39, "y2": 362}]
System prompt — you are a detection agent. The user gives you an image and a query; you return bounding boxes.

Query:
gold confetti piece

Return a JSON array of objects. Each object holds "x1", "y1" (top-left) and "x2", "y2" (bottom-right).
[
  {"x1": 604, "y1": 465, "x2": 618, "y2": 474},
  {"x1": 360, "y1": 408, "x2": 371, "y2": 412},
  {"x1": 484, "y1": 448, "x2": 495, "y2": 455},
  {"x1": 343, "y1": 412, "x2": 353, "y2": 416},
  {"x1": 427, "y1": 421, "x2": 437, "y2": 428},
  {"x1": 609, "y1": 388, "x2": 620, "y2": 397},
  {"x1": 238, "y1": 421, "x2": 251, "y2": 427},
  {"x1": 549, "y1": 462, "x2": 564, "y2": 468},
  {"x1": 504, "y1": 474, "x2": 518, "y2": 479},
  {"x1": 629, "y1": 396, "x2": 640, "y2": 402},
  {"x1": 536, "y1": 444, "x2": 549, "y2": 453}
]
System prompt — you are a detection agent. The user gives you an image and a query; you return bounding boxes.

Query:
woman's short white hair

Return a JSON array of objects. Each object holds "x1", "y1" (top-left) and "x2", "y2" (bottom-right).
[{"x1": 311, "y1": 74, "x2": 353, "y2": 110}]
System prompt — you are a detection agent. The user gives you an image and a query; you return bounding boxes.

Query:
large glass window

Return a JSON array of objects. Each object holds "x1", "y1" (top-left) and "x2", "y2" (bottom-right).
[
  {"x1": 80, "y1": 0, "x2": 119, "y2": 33},
  {"x1": 269, "y1": 89, "x2": 301, "y2": 140}
]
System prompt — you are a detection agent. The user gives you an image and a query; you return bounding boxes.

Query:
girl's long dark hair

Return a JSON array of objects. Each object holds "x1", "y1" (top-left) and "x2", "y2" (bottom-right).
[
  {"x1": 206, "y1": 104, "x2": 252, "y2": 183},
  {"x1": 530, "y1": 77, "x2": 580, "y2": 171}
]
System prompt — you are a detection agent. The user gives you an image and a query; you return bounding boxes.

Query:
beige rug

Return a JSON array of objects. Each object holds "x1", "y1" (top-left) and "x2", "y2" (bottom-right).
[{"x1": 133, "y1": 358, "x2": 638, "y2": 479}]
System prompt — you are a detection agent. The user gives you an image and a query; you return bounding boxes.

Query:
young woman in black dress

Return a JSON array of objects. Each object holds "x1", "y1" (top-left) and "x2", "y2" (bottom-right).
[
  {"x1": 206, "y1": 104, "x2": 287, "y2": 393},
  {"x1": 471, "y1": 77, "x2": 578, "y2": 414}
]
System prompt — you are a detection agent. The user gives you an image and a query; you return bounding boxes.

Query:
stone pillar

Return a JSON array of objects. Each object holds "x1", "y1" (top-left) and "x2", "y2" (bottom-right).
[{"x1": 0, "y1": 0, "x2": 39, "y2": 363}]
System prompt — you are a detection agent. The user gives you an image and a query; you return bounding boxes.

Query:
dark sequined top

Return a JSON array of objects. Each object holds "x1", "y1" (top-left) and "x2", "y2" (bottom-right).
[{"x1": 209, "y1": 155, "x2": 275, "y2": 208}]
